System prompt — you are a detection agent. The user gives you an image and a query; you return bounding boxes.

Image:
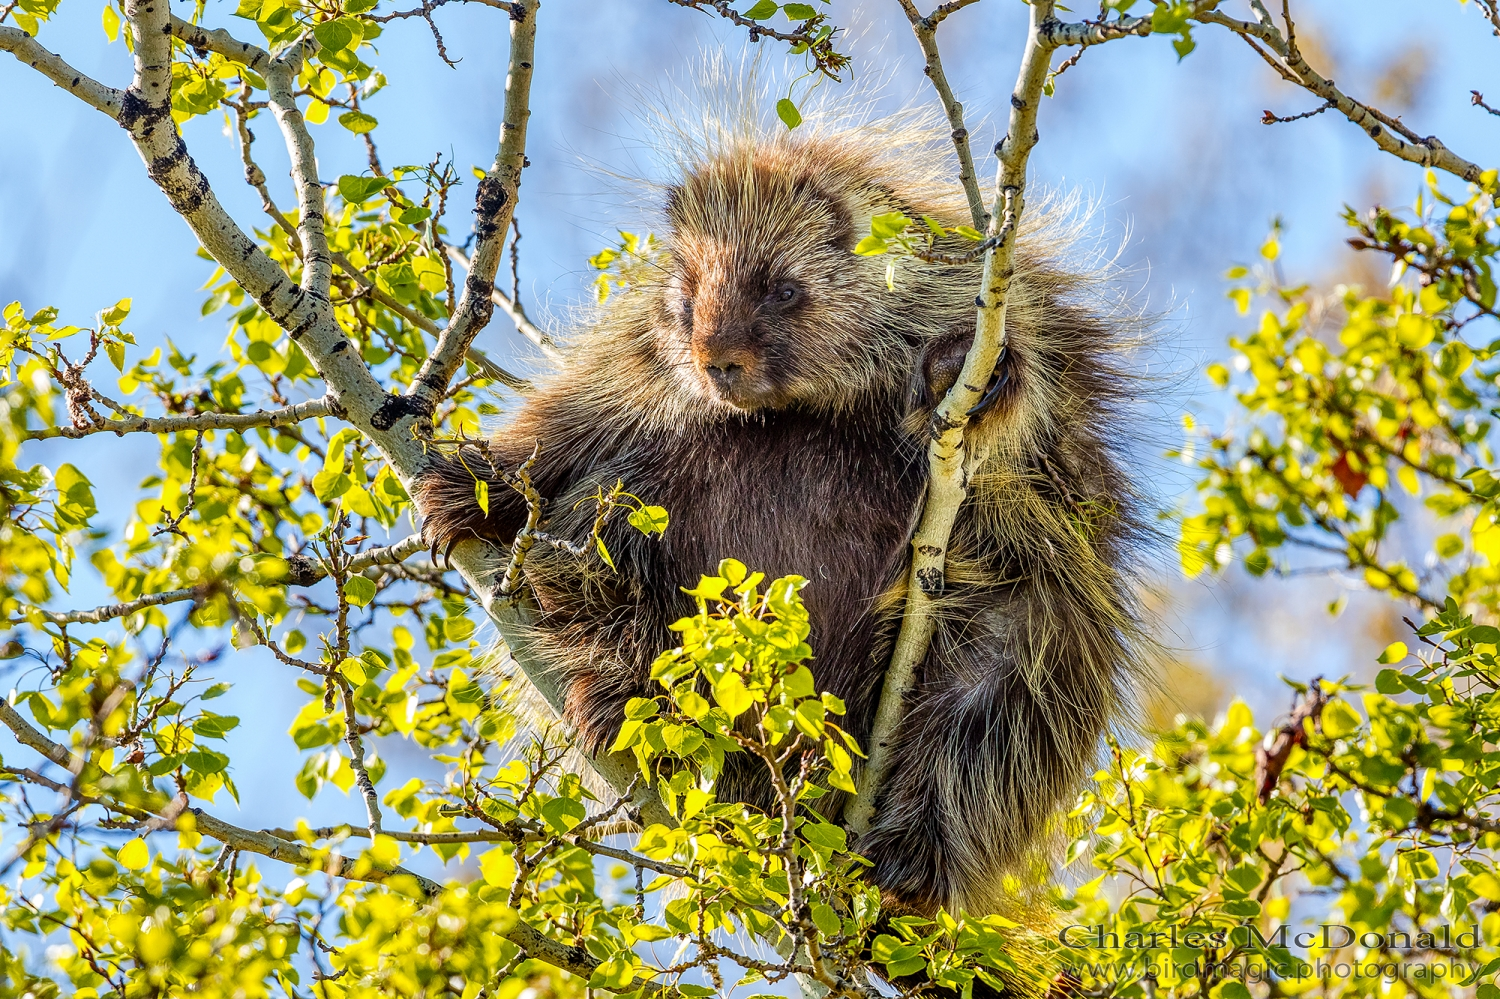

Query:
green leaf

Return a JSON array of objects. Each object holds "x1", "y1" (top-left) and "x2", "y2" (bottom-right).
[
  {"x1": 313, "y1": 18, "x2": 353, "y2": 52},
  {"x1": 869, "y1": 212, "x2": 911, "y2": 240},
  {"x1": 338, "y1": 111, "x2": 379, "y2": 134},
  {"x1": 682, "y1": 575, "x2": 728, "y2": 601},
  {"x1": 624, "y1": 697, "x2": 659, "y2": 721},
  {"x1": 775, "y1": 97, "x2": 802, "y2": 130},
  {"x1": 853, "y1": 236, "x2": 888, "y2": 256},
  {"x1": 117, "y1": 838, "x2": 149, "y2": 870},
  {"x1": 445, "y1": 615, "x2": 476, "y2": 642},
  {"x1": 627, "y1": 504, "x2": 669, "y2": 537},
  {"x1": 782, "y1": 1, "x2": 816, "y2": 16},
  {"x1": 101, "y1": 4, "x2": 120, "y2": 41},
  {"x1": 343, "y1": 575, "x2": 377, "y2": 607},
  {"x1": 596, "y1": 536, "x2": 617, "y2": 570},
  {"x1": 742, "y1": 0, "x2": 778, "y2": 19},
  {"x1": 338, "y1": 174, "x2": 387, "y2": 204},
  {"x1": 801, "y1": 820, "x2": 846, "y2": 853},
  {"x1": 192, "y1": 715, "x2": 240, "y2": 739},
  {"x1": 313, "y1": 469, "x2": 353, "y2": 503},
  {"x1": 339, "y1": 657, "x2": 367, "y2": 685},
  {"x1": 184, "y1": 748, "x2": 230, "y2": 775},
  {"x1": 100, "y1": 298, "x2": 131, "y2": 325},
  {"x1": 539, "y1": 796, "x2": 586, "y2": 832},
  {"x1": 715, "y1": 674, "x2": 754, "y2": 718},
  {"x1": 475, "y1": 479, "x2": 489, "y2": 515},
  {"x1": 1320, "y1": 699, "x2": 1362, "y2": 739},
  {"x1": 1469, "y1": 625, "x2": 1500, "y2": 644},
  {"x1": 1376, "y1": 641, "x2": 1407, "y2": 664}
]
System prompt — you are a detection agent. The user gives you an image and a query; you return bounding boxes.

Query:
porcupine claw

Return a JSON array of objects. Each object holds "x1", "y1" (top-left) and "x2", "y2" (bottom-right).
[{"x1": 966, "y1": 345, "x2": 1011, "y2": 417}]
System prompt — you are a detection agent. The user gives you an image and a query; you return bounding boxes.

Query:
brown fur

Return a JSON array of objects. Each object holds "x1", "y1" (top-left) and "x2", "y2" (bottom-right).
[{"x1": 416, "y1": 105, "x2": 1149, "y2": 918}]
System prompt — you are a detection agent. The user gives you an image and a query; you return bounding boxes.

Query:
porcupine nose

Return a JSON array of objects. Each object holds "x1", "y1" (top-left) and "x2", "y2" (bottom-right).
[{"x1": 706, "y1": 361, "x2": 744, "y2": 393}]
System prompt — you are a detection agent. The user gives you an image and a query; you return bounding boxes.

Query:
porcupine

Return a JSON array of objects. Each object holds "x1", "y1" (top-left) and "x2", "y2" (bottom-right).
[{"x1": 415, "y1": 95, "x2": 1151, "y2": 919}]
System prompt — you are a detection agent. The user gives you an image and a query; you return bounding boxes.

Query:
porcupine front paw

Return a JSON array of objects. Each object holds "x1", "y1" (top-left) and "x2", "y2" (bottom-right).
[{"x1": 914, "y1": 333, "x2": 1014, "y2": 417}]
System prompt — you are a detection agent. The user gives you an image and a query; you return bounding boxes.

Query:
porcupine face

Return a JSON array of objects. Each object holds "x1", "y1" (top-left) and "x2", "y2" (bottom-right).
[{"x1": 653, "y1": 145, "x2": 897, "y2": 414}]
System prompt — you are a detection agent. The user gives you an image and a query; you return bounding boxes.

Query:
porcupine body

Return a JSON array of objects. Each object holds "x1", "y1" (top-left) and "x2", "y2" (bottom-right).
[{"x1": 417, "y1": 98, "x2": 1150, "y2": 918}]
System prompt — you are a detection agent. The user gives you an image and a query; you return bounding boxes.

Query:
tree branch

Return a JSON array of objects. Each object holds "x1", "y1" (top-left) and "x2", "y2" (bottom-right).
[
  {"x1": 13, "y1": 586, "x2": 206, "y2": 628},
  {"x1": 664, "y1": 0, "x2": 847, "y2": 80},
  {"x1": 116, "y1": 3, "x2": 398, "y2": 457},
  {"x1": 169, "y1": 16, "x2": 273, "y2": 72},
  {"x1": 264, "y1": 45, "x2": 334, "y2": 299},
  {"x1": 0, "y1": 26, "x2": 124, "y2": 115},
  {"x1": 1196, "y1": 6, "x2": 1487, "y2": 182},
  {"x1": 52, "y1": 0, "x2": 657, "y2": 840},
  {"x1": 847, "y1": 0, "x2": 1048, "y2": 838},
  {"x1": 1477, "y1": 0, "x2": 1500, "y2": 36},
  {"x1": 407, "y1": 0, "x2": 538, "y2": 416},
  {"x1": 282, "y1": 534, "x2": 427, "y2": 587},
  {"x1": 23, "y1": 397, "x2": 332, "y2": 441},
  {"x1": 896, "y1": 0, "x2": 987, "y2": 229}
]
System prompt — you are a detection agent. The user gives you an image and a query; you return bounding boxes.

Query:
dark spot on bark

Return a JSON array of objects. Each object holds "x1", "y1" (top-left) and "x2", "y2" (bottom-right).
[
  {"x1": 917, "y1": 566, "x2": 945, "y2": 596},
  {"x1": 71, "y1": 76, "x2": 79, "y2": 86},
  {"x1": 472, "y1": 175, "x2": 509, "y2": 242},
  {"x1": 510, "y1": 0, "x2": 527, "y2": 19},
  {"x1": 974, "y1": 295, "x2": 985, "y2": 307},
  {"x1": 930, "y1": 409, "x2": 962, "y2": 438},
  {"x1": 281, "y1": 554, "x2": 323, "y2": 587},
  {"x1": 117, "y1": 89, "x2": 154, "y2": 130},
  {"x1": 1369, "y1": 124, "x2": 1381, "y2": 137},
  {"x1": 331, "y1": 340, "x2": 351, "y2": 353},
  {"x1": 370, "y1": 392, "x2": 431, "y2": 431},
  {"x1": 170, "y1": 165, "x2": 211, "y2": 216},
  {"x1": 287, "y1": 312, "x2": 316, "y2": 340},
  {"x1": 917, "y1": 544, "x2": 942, "y2": 557},
  {"x1": 1010, "y1": 93, "x2": 1025, "y2": 110},
  {"x1": 462, "y1": 272, "x2": 496, "y2": 327},
  {"x1": 951, "y1": 127, "x2": 967, "y2": 142}
]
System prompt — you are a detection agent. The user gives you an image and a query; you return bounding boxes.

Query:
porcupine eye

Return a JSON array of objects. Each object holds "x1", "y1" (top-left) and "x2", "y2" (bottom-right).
[{"x1": 765, "y1": 280, "x2": 799, "y2": 308}]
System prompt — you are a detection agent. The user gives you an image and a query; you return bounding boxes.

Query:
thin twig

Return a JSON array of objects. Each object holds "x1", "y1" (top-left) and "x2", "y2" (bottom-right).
[{"x1": 1262, "y1": 99, "x2": 1335, "y2": 124}]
